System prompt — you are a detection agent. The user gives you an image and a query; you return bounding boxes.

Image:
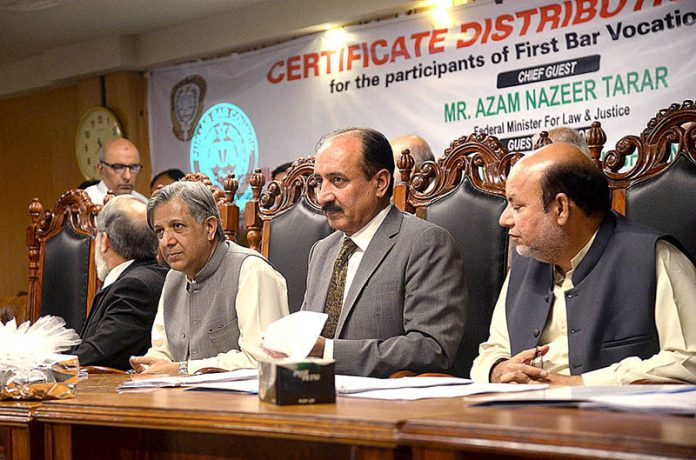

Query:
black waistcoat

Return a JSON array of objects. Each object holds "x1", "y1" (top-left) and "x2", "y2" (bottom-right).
[{"x1": 505, "y1": 212, "x2": 679, "y2": 375}]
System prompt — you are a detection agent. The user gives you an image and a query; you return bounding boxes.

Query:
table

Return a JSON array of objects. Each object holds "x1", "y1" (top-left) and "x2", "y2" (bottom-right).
[
  {"x1": 401, "y1": 402, "x2": 696, "y2": 459},
  {"x1": 34, "y1": 375, "x2": 446, "y2": 460},
  {"x1": 0, "y1": 400, "x2": 41, "y2": 460},
  {"x1": 1, "y1": 375, "x2": 694, "y2": 459}
]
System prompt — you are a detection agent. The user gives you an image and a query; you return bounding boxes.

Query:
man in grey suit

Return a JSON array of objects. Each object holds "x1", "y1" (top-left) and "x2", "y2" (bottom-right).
[{"x1": 300, "y1": 127, "x2": 467, "y2": 377}]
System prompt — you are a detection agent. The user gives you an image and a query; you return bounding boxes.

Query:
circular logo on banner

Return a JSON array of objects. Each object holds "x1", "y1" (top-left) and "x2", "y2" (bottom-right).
[
  {"x1": 171, "y1": 75, "x2": 206, "y2": 142},
  {"x1": 190, "y1": 103, "x2": 258, "y2": 210}
]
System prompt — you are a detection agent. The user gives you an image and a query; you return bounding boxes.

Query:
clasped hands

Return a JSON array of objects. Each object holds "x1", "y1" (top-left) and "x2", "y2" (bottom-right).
[{"x1": 490, "y1": 345, "x2": 582, "y2": 385}]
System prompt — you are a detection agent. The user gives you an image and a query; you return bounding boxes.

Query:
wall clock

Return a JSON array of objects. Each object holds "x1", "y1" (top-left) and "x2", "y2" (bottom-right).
[{"x1": 75, "y1": 106, "x2": 123, "y2": 180}]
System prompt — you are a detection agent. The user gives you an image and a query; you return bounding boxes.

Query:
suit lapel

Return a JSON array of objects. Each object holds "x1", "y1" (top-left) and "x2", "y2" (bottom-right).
[
  {"x1": 80, "y1": 260, "x2": 146, "y2": 335},
  {"x1": 336, "y1": 208, "x2": 401, "y2": 336},
  {"x1": 81, "y1": 284, "x2": 111, "y2": 336}
]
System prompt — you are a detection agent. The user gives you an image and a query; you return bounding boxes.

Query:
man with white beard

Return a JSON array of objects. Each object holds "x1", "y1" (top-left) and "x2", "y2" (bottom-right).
[{"x1": 73, "y1": 195, "x2": 168, "y2": 370}]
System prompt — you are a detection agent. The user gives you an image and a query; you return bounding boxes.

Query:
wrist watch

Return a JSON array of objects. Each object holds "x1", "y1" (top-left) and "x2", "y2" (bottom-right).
[{"x1": 177, "y1": 361, "x2": 188, "y2": 375}]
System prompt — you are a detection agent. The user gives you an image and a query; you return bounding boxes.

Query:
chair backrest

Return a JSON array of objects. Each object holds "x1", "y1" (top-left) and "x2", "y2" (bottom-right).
[
  {"x1": 395, "y1": 133, "x2": 519, "y2": 378},
  {"x1": 245, "y1": 159, "x2": 333, "y2": 313},
  {"x1": 595, "y1": 100, "x2": 696, "y2": 260},
  {"x1": 26, "y1": 190, "x2": 99, "y2": 332},
  {"x1": 180, "y1": 172, "x2": 240, "y2": 241}
]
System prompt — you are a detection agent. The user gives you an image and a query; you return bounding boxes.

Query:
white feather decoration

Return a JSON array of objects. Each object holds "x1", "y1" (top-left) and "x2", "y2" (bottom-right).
[{"x1": 0, "y1": 316, "x2": 81, "y2": 372}]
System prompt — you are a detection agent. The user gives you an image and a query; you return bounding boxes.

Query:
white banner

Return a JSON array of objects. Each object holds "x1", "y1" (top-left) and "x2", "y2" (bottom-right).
[{"x1": 148, "y1": 0, "x2": 696, "y2": 208}]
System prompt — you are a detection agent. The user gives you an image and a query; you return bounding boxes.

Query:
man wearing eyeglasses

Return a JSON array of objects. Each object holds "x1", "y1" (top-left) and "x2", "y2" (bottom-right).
[{"x1": 85, "y1": 137, "x2": 148, "y2": 205}]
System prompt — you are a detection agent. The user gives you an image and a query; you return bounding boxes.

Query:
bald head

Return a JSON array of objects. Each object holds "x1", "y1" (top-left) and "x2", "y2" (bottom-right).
[
  {"x1": 390, "y1": 134, "x2": 435, "y2": 184},
  {"x1": 515, "y1": 142, "x2": 593, "y2": 173},
  {"x1": 512, "y1": 143, "x2": 609, "y2": 217},
  {"x1": 97, "y1": 138, "x2": 142, "y2": 195}
]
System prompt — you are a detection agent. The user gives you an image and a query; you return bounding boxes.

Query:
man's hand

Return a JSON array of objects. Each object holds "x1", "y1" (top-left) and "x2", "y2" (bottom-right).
[
  {"x1": 490, "y1": 345, "x2": 549, "y2": 383},
  {"x1": 308, "y1": 336, "x2": 325, "y2": 357},
  {"x1": 129, "y1": 356, "x2": 178, "y2": 375},
  {"x1": 261, "y1": 346, "x2": 288, "y2": 359},
  {"x1": 261, "y1": 336, "x2": 325, "y2": 359},
  {"x1": 540, "y1": 372, "x2": 583, "y2": 386}
]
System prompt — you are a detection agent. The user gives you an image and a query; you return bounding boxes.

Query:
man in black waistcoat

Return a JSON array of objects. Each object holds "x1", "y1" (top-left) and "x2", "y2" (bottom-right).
[
  {"x1": 73, "y1": 195, "x2": 168, "y2": 370},
  {"x1": 470, "y1": 143, "x2": 696, "y2": 385}
]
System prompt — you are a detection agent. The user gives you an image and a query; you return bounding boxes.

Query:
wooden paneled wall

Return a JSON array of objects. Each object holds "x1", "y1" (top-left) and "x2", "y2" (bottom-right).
[{"x1": 0, "y1": 71, "x2": 150, "y2": 297}]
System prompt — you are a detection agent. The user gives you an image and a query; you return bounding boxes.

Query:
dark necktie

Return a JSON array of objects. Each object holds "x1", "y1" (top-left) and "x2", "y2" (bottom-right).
[{"x1": 321, "y1": 237, "x2": 358, "y2": 339}]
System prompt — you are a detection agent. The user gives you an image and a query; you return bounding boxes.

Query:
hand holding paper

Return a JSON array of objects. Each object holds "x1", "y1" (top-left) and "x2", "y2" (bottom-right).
[{"x1": 261, "y1": 311, "x2": 327, "y2": 359}]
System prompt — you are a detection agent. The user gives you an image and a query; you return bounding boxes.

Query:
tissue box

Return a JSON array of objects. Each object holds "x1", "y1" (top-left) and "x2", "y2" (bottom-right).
[{"x1": 259, "y1": 358, "x2": 335, "y2": 405}]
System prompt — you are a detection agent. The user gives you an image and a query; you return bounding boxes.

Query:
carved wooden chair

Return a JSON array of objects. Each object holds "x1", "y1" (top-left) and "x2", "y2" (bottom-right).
[
  {"x1": 26, "y1": 190, "x2": 100, "y2": 333},
  {"x1": 594, "y1": 100, "x2": 696, "y2": 259},
  {"x1": 245, "y1": 159, "x2": 333, "y2": 312},
  {"x1": 179, "y1": 172, "x2": 240, "y2": 241},
  {"x1": 394, "y1": 133, "x2": 520, "y2": 378}
]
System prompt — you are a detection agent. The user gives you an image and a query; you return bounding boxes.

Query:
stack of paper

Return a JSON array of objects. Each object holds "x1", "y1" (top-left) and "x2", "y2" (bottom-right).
[
  {"x1": 583, "y1": 386, "x2": 696, "y2": 416},
  {"x1": 337, "y1": 376, "x2": 546, "y2": 400},
  {"x1": 117, "y1": 368, "x2": 258, "y2": 392},
  {"x1": 182, "y1": 374, "x2": 547, "y2": 400},
  {"x1": 472, "y1": 384, "x2": 696, "y2": 416}
]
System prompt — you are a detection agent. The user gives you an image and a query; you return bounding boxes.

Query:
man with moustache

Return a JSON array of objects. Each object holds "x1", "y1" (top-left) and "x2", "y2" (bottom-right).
[
  {"x1": 281, "y1": 128, "x2": 467, "y2": 377},
  {"x1": 471, "y1": 143, "x2": 696, "y2": 385},
  {"x1": 73, "y1": 196, "x2": 167, "y2": 370},
  {"x1": 85, "y1": 137, "x2": 147, "y2": 204},
  {"x1": 130, "y1": 181, "x2": 288, "y2": 375}
]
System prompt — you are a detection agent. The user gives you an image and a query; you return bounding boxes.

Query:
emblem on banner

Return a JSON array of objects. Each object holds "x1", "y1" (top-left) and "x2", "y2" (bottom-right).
[
  {"x1": 170, "y1": 75, "x2": 207, "y2": 141},
  {"x1": 189, "y1": 103, "x2": 259, "y2": 209}
]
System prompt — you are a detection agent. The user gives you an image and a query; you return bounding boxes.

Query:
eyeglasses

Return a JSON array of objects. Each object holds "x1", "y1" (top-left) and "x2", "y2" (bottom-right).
[{"x1": 100, "y1": 161, "x2": 142, "y2": 174}]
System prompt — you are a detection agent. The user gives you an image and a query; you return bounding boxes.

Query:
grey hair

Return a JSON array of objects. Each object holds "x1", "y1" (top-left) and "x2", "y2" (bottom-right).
[
  {"x1": 146, "y1": 181, "x2": 225, "y2": 242},
  {"x1": 98, "y1": 143, "x2": 106, "y2": 162},
  {"x1": 96, "y1": 195, "x2": 158, "y2": 260}
]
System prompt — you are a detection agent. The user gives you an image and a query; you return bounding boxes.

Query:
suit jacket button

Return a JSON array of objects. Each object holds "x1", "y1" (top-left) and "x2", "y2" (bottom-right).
[{"x1": 533, "y1": 328, "x2": 540, "y2": 337}]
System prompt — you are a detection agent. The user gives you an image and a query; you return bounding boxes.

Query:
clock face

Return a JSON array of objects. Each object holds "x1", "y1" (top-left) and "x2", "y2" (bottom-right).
[{"x1": 75, "y1": 107, "x2": 124, "y2": 180}]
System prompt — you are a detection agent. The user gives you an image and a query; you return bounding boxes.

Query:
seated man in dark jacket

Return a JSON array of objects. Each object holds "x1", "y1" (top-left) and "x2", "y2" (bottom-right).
[
  {"x1": 73, "y1": 195, "x2": 167, "y2": 370},
  {"x1": 472, "y1": 143, "x2": 696, "y2": 385}
]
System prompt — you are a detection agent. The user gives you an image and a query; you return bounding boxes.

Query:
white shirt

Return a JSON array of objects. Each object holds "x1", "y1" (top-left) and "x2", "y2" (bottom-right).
[
  {"x1": 101, "y1": 259, "x2": 134, "y2": 289},
  {"x1": 323, "y1": 205, "x2": 392, "y2": 359},
  {"x1": 85, "y1": 180, "x2": 147, "y2": 205},
  {"x1": 145, "y1": 256, "x2": 289, "y2": 374},
  {"x1": 471, "y1": 239, "x2": 696, "y2": 384}
]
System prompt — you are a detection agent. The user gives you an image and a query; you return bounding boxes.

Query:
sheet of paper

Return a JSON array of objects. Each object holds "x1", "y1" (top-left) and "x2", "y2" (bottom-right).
[
  {"x1": 335, "y1": 375, "x2": 472, "y2": 394},
  {"x1": 342, "y1": 383, "x2": 548, "y2": 400},
  {"x1": 471, "y1": 384, "x2": 693, "y2": 407},
  {"x1": 185, "y1": 379, "x2": 260, "y2": 394},
  {"x1": 117, "y1": 368, "x2": 258, "y2": 391},
  {"x1": 582, "y1": 386, "x2": 696, "y2": 416},
  {"x1": 157, "y1": 375, "x2": 546, "y2": 401},
  {"x1": 262, "y1": 311, "x2": 327, "y2": 359}
]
